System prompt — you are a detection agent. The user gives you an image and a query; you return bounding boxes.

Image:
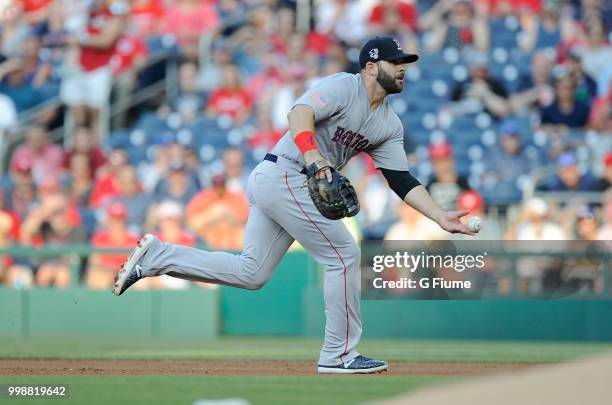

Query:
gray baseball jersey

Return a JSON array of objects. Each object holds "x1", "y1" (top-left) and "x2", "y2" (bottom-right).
[
  {"x1": 134, "y1": 72, "x2": 409, "y2": 367},
  {"x1": 272, "y1": 72, "x2": 410, "y2": 172}
]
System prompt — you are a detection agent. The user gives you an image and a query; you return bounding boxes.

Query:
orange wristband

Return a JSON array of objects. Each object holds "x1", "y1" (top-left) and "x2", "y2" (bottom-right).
[{"x1": 294, "y1": 130, "x2": 317, "y2": 154}]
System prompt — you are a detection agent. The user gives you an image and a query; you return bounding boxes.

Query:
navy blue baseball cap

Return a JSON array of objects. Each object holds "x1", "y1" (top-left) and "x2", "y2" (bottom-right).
[{"x1": 359, "y1": 37, "x2": 419, "y2": 69}]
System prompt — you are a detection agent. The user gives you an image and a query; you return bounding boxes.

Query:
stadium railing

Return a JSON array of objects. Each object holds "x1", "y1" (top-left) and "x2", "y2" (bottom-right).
[{"x1": 1, "y1": 45, "x2": 179, "y2": 174}]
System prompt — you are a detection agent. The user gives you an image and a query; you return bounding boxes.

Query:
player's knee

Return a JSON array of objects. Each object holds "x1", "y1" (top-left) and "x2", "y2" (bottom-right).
[
  {"x1": 240, "y1": 257, "x2": 269, "y2": 290},
  {"x1": 243, "y1": 277, "x2": 266, "y2": 290},
  {"x1": 245, "y1": 282, "x2": 265, "y2": 290},
  {"x1": 346, "y1": 241, "x2": 361, "y2": 267},
  {"x1": 335, "y1": 240, "x2": 361, "y2": 271},
  {"x1": 242, "y1": 269, "x2": 270, "y2": 290}
]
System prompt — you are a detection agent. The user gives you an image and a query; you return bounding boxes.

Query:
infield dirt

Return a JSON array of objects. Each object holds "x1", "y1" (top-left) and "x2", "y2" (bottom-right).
[{"x1": 0, "y1": 360, "x2": 538, "y2": 376}]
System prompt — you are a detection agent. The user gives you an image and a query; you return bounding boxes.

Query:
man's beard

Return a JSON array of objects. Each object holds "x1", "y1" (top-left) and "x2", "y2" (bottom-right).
[{"x1": 376, "y1": 66, "x2": 403, "y2": 94}]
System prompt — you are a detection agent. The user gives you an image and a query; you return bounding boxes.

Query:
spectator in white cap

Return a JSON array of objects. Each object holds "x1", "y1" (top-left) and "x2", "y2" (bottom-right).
[
  {"x1": 505, "y1": 198, "x2": 567, "y2": 293},
  {"x1": 145, "y1": 200, "x2": 195, "y2": 290},
  {"x1": 152, "y1": 200, "x2": 196, "y2": 247},
  {"x1": 505, "y1": 198, "x2": 567, "y2": 241},
  {"x1": 597, "y1": 197, "x2": 612, "y2": 240}
]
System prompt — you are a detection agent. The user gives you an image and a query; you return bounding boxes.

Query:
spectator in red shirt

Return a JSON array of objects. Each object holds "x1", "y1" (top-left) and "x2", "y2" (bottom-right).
[
  {"x1": 206, "y1": 63, "x2": 253, "y2": 124},
  {"x1": 163, "y1": 0, "x2": 220, "y2": 56},
  {"x1": 16, "y1": 0, "x2": 52, "y2": 24},
  {"x1": 60, "y1": 0, "x2": 128, "y2": 136},
  {"x1": 63, "y1": 126, "x2": 107, "y2": 178},
  {"x1": 110, "y1": 34, "x2": 149, "y2": 77},
  {"x1": 0, "y1": 190, "x2": 21, "y2": 242},
  {"x1": 129, "y1": 0, "x2": 164, "y2": 40},
  {"x1": 244, "y1": 46, "x2": 285, "y2": 102},
  {"x1": 248, "y1": 107, "x2": 283, "y2": 151},
  {"x1": 368, "y1": 0, "x2": 419, "y2": 33},
  {"x1": 20, "y1": 190, "x2": 86, "y2": 288},
  {"x1": 6, "y1": 157, "x2": 37, "y2": 220},
  {"x1": 475, "y1": 0, "x2": 541, "y2": 17},
  {"x1": 23, "y1": 176, "x2": 82, "y2": 234},
  {"x1": 89, "y1": 148, "x2": 129, "y2": 208},
  {"x1": 86, "y1": 202, "x2": 140, "y2": 289},
  {"x1": 0, "y1": 183, "x2": 29, "y2": 288},
  {"x1": 11, "y1": 125, "x2": 64, "y2": 186},
  {"x1": 0, "y1": 204, "x2": 31, "y2": 288}
]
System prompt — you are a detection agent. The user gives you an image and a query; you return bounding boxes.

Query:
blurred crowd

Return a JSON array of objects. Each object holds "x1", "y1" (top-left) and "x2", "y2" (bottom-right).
[{"x1": 0, "y1": 0, "x2": 610, "y2": 290}]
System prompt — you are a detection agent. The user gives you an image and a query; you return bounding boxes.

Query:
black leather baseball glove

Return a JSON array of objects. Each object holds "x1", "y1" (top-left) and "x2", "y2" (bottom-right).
[{"x1": 305, "y1": 163, "x2": 360, "y2": 220}]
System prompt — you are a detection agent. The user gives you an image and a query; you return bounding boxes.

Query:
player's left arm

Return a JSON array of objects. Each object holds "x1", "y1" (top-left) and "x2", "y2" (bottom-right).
[
  {"x1": 403, "y1": 184, "x2": 475, "y2": 235},
  {"x1": 379, "y1": 168, "x2": 474, "y2": 235},
  {"x1": 370, "y1": 124, "x2": 475, "y2": 236}
]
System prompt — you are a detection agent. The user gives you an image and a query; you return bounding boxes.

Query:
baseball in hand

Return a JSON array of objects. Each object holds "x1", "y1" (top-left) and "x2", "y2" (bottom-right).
[{"x1": 467, "y1": 216, "x2": 482, "y2": 232}]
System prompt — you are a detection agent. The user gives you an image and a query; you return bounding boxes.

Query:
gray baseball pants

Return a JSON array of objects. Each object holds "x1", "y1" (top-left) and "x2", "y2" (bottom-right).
[{"x1": 138, "y1": 157, "x2": 362, "y2": 366}]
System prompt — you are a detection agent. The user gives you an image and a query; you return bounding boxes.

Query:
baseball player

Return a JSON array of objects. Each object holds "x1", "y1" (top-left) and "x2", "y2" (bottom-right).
[{"x1": 113, "y1": 37, "x2": 476, "y2": 374}]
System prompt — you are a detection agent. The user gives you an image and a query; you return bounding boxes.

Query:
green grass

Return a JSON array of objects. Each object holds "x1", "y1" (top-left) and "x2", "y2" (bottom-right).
[
  {"x1": 1, "y1": 337, "x2": 611, "y2": 363},
  {"x1": 0, "y1": 375, "x2": 453, "y2": 405},
  {"x1": 2, "y1": 337, "x2": 611, "y2": 405}
]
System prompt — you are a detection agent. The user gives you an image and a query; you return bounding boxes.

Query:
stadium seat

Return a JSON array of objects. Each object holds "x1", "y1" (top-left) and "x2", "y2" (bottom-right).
[
  {"x1": 489, "y1": 17, "x2": 520, "y2": 49},
  {"x1": 132, "y1": 145, "x2": 151, "y2": 164},
  {"x1": 106, "y1": 129, "x2": 132, "y2": 150},
  {"x1": 135, "y1": 112, "x2": 170, "y2": 133}
]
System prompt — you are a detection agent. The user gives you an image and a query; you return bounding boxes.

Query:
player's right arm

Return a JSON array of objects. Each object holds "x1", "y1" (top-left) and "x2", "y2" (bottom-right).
[{"x1": 287, "y1": 104, "x2": 333, "y2": 182}]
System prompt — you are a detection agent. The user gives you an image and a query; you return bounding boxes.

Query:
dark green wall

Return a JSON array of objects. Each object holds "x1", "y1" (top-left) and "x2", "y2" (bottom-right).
[
  {"x1": 220, "y1": 251, "x2": 317, "y2": 335},
  {"x1": 302, "y1": 287, "x2": 612, "y2": 341},
  {"x1": 0, "y1": 288, "x2": 219, "y2": 338},
  {"x1": 0, "y1": 289, "x2": 22, "y2": 337}
]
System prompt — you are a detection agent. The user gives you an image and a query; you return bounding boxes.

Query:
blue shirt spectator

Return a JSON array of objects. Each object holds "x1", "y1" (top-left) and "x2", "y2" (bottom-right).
[
  {"x1": 0, "y1": 61, "x2": 45, "y2": 112},
  {"x1": 539, "y1": 75, "x2": 590, "y2": 128},
  {"x1": 153, "y1": 159, "x2": 200, "y2": 207},
  {"x1": 481, "y1": 121, "x2": 537, "y2": 204},
  {"x1": 537, "y1": 152, "x2": 601, "y2": 192}
]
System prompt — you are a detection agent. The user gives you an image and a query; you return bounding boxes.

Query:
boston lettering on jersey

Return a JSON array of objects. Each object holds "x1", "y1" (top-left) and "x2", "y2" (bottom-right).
[{"x1": 331, "y1": 126, "x2": 370, "y2": 151}]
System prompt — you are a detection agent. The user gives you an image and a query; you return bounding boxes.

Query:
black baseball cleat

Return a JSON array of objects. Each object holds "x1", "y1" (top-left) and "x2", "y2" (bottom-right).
[
  {"x1": 112, "y1": 233, "x2": 156, "y2": 296},
  {"x1": 317, "y1": 355, "x2": 388, "y2": 374}
]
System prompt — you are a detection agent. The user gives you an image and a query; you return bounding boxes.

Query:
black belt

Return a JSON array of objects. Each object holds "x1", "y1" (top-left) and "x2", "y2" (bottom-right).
[{"x1": 264, "y1": 153, "x2": 307, "y2": 174}]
